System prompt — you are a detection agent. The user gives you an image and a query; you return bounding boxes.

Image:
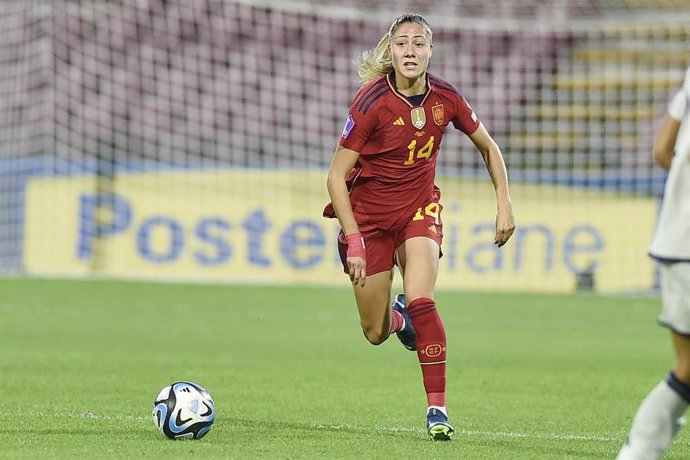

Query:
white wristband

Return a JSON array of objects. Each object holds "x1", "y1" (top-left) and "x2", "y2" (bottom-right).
[{"x1": 668, "y1": 90, "x2": 687, "y2": 121}]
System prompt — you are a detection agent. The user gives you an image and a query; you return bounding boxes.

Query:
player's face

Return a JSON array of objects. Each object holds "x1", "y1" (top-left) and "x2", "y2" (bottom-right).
[{"x1": 390, "y1": 22, "x2": 432, "y2": 81}]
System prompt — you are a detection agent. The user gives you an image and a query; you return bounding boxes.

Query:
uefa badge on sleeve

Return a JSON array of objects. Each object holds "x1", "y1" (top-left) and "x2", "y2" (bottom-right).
[{"x1": 341, "y1": 114, "x2": 355, "y2": 139}]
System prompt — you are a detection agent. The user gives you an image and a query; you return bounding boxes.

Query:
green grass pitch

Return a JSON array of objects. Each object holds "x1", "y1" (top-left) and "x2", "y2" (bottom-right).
[{"x1": 1, "y1": 278, "x2": 688, "y2": 459}]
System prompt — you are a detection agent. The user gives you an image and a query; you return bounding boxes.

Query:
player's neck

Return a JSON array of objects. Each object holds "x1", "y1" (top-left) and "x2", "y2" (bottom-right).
[{"x1": 396, "y1": 73, "x2": 426, "y2": 97}]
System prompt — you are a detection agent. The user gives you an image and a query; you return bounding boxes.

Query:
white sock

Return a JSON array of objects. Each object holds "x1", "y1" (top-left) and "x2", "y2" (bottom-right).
[
  {"x1": 616, "y1": 379, "x2": 688, "y2": 460},
  {"x1": 427, "y1": 405, "x2": 447, "y2": 417}
]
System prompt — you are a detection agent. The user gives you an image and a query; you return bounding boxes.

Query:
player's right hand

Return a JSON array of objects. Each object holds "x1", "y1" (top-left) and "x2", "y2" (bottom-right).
[{"x1": 345, "y1": 233, "x2": 366, "y2": 286}]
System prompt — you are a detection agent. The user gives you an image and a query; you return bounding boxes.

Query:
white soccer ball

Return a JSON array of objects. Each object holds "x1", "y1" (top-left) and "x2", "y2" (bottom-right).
[{"x1": 152, "y1": 381, "x2": 216, "y2": 440}]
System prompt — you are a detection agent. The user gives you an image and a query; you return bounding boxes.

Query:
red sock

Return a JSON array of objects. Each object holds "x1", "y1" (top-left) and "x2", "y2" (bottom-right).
[
  {"x1": 389, "y1": 308, "x2": 404, "y2": 334},
  {"x1": 407, "y1": 298, "x2": 446, "y2": 407}
]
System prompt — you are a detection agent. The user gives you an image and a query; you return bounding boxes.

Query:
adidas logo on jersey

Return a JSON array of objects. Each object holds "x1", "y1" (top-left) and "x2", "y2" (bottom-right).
[{"x1": 393, "y1": 117, "x2": 405, "y2": 126}]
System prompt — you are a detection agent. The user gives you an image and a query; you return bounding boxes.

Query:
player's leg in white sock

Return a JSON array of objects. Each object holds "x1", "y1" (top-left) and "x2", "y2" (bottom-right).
[{"x1": 616, "y1": 373, "x2": 690, "y2": 460}]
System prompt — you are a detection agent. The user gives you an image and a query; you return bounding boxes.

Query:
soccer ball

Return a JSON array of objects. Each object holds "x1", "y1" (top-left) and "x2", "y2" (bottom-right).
[{"x1": 152, "y1": 381, "x2": 216, "y2": 440}]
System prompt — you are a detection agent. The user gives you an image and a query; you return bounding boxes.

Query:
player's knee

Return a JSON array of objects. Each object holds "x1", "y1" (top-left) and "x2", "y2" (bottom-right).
[{"x1": 361, "y1": 322, "x2": 387, "y2": 345}]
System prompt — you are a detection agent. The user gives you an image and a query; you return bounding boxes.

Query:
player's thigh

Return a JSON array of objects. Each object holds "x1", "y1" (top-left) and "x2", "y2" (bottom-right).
[
  {"x1": 352, "y1": 270, "x2": 393, "y2": 326},
  {"x1": 337, "y1": 228, "x2": 396, "y2": 277},
  {"x1": 396, "y1": 236, "x2": 439, "y2": 301},
  {"x1": 659, "y1": 262, "x2": 690, "y2": 382},
  {"x1": 659, "y1": 262, "x2": 690, "y2": 334}
]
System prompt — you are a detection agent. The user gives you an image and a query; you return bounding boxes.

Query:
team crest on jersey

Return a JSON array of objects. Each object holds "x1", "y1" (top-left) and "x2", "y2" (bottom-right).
[
  {"x1": 410, "y1": 107, "x2": 426, "y2": 129},
  {"x1": 341, "y1": 114, "x2": 355, "y2": 139},
  {"x1": 432, "y1": 104, "x2": 444, "y2": 126}
]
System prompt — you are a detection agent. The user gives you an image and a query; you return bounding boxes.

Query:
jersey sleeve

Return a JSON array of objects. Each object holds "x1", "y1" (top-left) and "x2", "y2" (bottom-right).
[
  {"x1": 338, "y1": 104, "x2": 377, "y2": 152},
  {"x1": 451, "y1": 94, "x2": 480, "y2": 135}
]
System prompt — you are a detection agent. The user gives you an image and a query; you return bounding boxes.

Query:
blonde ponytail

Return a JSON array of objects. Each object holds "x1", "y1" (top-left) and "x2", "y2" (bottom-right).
[{"x1": 356, "y1": 33, "x2": 393, "y2": 85}]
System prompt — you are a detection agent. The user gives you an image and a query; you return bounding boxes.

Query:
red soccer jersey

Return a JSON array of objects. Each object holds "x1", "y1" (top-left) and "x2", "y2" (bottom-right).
[{"x1": 328, "y1": 71, "x2": 480, "y2": 231}]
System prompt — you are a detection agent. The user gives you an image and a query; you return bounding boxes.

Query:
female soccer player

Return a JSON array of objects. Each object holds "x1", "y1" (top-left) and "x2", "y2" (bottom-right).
[
  {"x1": 323, "y1": 13, "x2": 515, "y2": 440},
  {"x1": 616, "y1": 66, "x2": 690, "y2": 460}
]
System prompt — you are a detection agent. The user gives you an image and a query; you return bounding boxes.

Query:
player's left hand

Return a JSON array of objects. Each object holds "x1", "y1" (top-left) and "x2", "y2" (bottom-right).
[{"x1": 494, "y1": 207, "x2": 515, "y2": 247}]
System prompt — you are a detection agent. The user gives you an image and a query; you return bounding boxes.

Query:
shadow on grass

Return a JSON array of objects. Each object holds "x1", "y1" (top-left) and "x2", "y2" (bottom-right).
[
  {"x1": 452, "y1": 432, "x2": 615, "y2": 459},
  {"x1": 218, "y1": 418, "x2": 616, "y2": 458},
  {"x1": 220, "y1": 417, "x2": 427, "y2": 441}
]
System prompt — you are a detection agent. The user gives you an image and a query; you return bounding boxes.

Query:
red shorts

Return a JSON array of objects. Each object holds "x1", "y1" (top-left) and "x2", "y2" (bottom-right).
[{"x1": 338, "y1": 201, "x2": 444, "y2": 276}]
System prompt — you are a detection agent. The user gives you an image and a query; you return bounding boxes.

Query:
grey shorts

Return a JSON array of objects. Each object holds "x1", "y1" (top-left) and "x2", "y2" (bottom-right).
[{"x1": 658, "y1": 261, "x2": 690, "y2": 335}]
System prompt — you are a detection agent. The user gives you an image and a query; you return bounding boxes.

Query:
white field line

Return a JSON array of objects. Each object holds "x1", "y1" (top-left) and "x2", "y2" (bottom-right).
[
  {"x1": 313, "y1": 424, "x2": 618, "y2": 442},
  {"x1": 7, "y1": 411, "x2": 689, "y2": 446},
  {"x1": 4, "y1": 411, "x2": 148, "y2": 421},
  {"x1": 5, "y1": 411, "x2": 619, "y2": 443}
]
